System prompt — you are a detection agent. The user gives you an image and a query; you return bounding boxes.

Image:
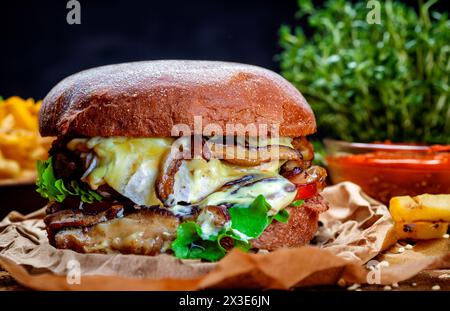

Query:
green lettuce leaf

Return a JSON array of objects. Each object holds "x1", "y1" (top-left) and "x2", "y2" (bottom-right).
[
  {"x1": 36, "y1": 157, "x2": 102, "y2": 204},
  {"x1": 272, "y1": 209, "x2": 289, "y2": 223},
  {"x1": 171, "y1": 195, "x2": 291, "y2": 261},
  {"x1": 228, "y1": 195, "x2": 271, "y2": 238},
  {"x1": 217, "y1": 231, "x2": 251, "y2": 252},
  {"x1": 290, "y1": 199, "x2": 304, "y2": 207},
  {"x1": 171, "y1": 222, "x2": 253, "y2": 262},
  {"x1": 171, "y1": 222, "x2": 226, "y2": 261}
]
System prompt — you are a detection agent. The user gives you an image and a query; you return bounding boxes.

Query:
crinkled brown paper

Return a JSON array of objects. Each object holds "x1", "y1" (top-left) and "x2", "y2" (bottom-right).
[{"x1": 0, "y1": 182, "x2": 448, "y2": 290}]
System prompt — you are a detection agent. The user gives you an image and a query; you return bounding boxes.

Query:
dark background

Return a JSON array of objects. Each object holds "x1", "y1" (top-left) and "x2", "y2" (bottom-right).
[
  {"x1": 1, "y1": 0, "x2": 301, "y2": 99},
  {"x1": 1, "y1": 0, "x2": 446, "y2": 99}
]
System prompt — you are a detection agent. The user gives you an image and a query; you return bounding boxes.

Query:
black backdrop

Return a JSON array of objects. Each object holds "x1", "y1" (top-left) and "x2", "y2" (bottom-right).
[
  {"x1": 2, "y1": 0, "x2": 444, "y2": 99},
  {"x1": 1, "y1": 0, "x2": 299, "y2": 99}
]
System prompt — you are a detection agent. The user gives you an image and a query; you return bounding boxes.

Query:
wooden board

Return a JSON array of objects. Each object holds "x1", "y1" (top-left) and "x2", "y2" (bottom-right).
[{"x1": 1, "y1": 265, "x2": 448, "y2": 291}]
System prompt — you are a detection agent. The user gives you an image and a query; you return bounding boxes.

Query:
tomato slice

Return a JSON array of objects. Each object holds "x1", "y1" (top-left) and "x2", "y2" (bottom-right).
[{"x1": 295, "y1": 183, "x2": 317, "y2": 200}]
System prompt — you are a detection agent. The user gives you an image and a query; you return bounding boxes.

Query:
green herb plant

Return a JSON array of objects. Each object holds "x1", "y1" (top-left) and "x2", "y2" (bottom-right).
[{"x1": 279, "y1": 0, "x2": 449, "y2": 144}]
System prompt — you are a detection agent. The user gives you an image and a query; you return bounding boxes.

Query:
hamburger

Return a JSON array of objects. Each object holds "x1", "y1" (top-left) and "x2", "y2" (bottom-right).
[{"x1": 37, "y1": 60, "x2": 328, "y2": 261}]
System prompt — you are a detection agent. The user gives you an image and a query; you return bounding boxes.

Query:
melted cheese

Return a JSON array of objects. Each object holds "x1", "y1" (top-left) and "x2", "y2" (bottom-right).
[
  {"x1": 197, "y1": 209, "x2": 230, "y2": 240},
  {"x1": 69, "y1": 137, "x2": 295, "y2": 210},
  {"x1": 81, "y1": 137, "x2": 174, "y2": 206},
  {"x1": 201, "y1": 175, "x2": 297, "y2": 215},
  {"x1": 169, "y1": 158, "x2": 282, "y2": 205}
]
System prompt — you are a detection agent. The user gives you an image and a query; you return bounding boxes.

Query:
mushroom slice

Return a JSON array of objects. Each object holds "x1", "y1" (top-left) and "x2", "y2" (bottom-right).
[
  {"x1": 292, "y1": 137, "x2": 314, "y2": 161},
  {"x1": 204, "y1": 141, "x2": 302, "y2": 166},
  {"x1": 155, "y1": 149, "x2": 183, "y2": 204},
  {"x1": 287, "y1": 165, "x2": 327, "y2": 191}
]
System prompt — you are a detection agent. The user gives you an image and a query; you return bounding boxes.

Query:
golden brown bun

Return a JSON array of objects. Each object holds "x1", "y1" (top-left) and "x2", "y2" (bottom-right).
[
  {"x1": 39, "y1": 60, "x2": 316, "y2": 138},
  {"x1": 252, "y1": 195, "x2": 328, "y2": 250}
]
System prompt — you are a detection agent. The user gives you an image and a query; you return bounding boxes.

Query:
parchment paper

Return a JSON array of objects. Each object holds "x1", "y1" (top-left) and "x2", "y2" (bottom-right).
[{"x1": 0, "y1": 182, "x2": 448, "y2": 290}]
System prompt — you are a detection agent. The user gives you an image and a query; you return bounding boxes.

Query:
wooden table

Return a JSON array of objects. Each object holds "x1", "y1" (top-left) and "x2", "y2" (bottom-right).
[
  {"x1": 1, "y1": 265, "x2": 448, "y2": 291},
  {"x1": 0, "y1": 268, "x2": 26, "y2": 291},
  {"x1": 1, "y1": 185, "x2": 448, "y2": 291}
]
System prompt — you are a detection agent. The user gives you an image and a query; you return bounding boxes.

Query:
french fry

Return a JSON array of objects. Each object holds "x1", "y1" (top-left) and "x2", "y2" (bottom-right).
[
  {"x1": 0, "y1": 150, "x2": 21, "y2": 178},
  {"x1": 389, "y1": 194, "x2": 450, "y2": 223},
  {"x1": 390, "y1": 194, "x2": 450, "y2": 240},
  {"x1": 7, "y1": 100, "x2": 38, "y2": 131},
  {"x1": 0, "y1": 96, "x2": 53, "y2": 181},
  {"x1": 394, "y1": 221, "x2": 449, "y2": 240}
]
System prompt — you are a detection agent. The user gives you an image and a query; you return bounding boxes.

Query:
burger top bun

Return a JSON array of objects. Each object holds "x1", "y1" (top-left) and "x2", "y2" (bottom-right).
[{"x1": 40, "y1": 60, "x2": 316, "y2": 138}]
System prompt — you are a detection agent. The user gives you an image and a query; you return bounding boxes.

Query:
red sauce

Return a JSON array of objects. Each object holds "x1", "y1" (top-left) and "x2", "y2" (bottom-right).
[{"x1": 326, "y1": 147, "x2": 450, "y2": 204}]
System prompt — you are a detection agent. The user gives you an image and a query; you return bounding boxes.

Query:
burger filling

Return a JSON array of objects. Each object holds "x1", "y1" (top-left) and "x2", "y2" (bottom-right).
[{"x1": 37, "y1": 136, "x2": 327, "y2": 261}]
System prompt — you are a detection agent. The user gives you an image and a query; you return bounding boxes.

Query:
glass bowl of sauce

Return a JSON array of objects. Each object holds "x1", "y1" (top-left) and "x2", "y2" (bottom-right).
[{"x1": 324, "y1": 139, "x2": 450, "y2": 205}]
